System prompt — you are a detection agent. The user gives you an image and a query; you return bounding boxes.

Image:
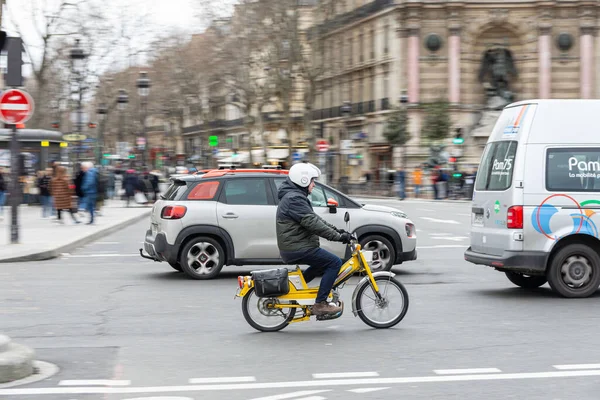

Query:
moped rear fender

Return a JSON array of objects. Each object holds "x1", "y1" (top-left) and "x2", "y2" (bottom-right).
[{"x1": 351, "y1": 271, "x2": 396, "y2": 317}]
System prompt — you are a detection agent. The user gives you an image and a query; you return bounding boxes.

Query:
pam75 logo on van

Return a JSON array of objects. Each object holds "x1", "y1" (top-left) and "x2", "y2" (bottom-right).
[{"x1": 492, "y1": 158, "x2": 513, "y2": 177}]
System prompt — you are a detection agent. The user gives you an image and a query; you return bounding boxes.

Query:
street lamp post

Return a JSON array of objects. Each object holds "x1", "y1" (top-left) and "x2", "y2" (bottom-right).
[
  {"x1": 117, "y1": 89, "x2": 128, "y2": 160},
  {"x1": 136, "y1": 71, "x2": 151, "y2": 167},
  {"x1": 399, "y1": 90, "x2": 409, "y2": 169},
  {"x1": 70, "y1": 39, "x2": 87, "y2": 170},
  {"x1": 96, "y1": 103, "x2": 108, "y2": 166},
  {"x1": 339, "y1": 101, "x2": 352, "y2": 184}
]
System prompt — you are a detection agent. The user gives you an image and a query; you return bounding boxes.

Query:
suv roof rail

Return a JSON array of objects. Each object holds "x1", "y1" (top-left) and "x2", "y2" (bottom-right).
[
  {"x1": 261, "y1": 165, "x2": 282, "y2": 170},
  {"x1": 202, "y1": 168, "x2": 289, "y2": 178}
]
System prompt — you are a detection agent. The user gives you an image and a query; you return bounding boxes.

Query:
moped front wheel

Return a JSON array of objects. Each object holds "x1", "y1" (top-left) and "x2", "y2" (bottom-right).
[
  {"x1": 241, "y1": 288, "x2": 296, "y2": 332},
  {"x1": 355, "y1": 276, "x2": 409, "y2": 329}
]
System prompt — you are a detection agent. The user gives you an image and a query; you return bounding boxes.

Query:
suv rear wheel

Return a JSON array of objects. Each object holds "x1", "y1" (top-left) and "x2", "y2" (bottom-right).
[
  {"x1": 360, "y1": 235, "x2": 396, "y2": 272},
  {"x1": 180, "y1": 237, "x2": 225, "y2": 280}
]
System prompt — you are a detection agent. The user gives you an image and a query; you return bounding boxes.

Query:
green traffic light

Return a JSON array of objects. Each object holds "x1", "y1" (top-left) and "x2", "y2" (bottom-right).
[
  {"x1": 453, "y1": 138, "x2": 464, "y2": 144},
  {"x1": 128, "y1": 154, "x2": 136, "y2": 159},
  {"x1": 453, "y1": 173, "x2": 463, "y2": 178},
  {"x1": 209, "y1": 135, "x2": 218, "y2": 146}
]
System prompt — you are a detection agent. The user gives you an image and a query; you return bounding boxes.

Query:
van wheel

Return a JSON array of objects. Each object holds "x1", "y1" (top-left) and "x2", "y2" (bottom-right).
[
  {"x1": 180, "y1": 237, "x2": 224, "y2": 280},
  {"x1": 505, "y1": 271, "x2": 547, "y2": 289},
  {"x1": 547, "y1": 244, "x2": 600, "y2": 298},
  {"x1": 360, "y1": 235, "x2": 396, "y2": 272}
]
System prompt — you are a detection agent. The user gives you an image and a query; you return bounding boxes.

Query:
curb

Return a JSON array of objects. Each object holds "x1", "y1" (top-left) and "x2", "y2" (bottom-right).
[{"x1": 0, "y1": 210, "x2": 151, "y2": 263}]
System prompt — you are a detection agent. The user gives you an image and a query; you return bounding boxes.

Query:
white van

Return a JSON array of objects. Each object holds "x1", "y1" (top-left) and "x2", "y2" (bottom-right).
[{"x1": 465, "y1": 99, "x2": 600, "y2": 298}]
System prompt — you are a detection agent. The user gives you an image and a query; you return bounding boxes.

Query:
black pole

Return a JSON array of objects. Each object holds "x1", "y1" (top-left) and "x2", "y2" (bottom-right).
[
  {"x1": 77, "y1": 79, "x2": 82, "y2": 169},
  {"x1": 9, "y1": 123, "x2": 19, "y2": 243},
  {"x1": 141, "y1": 100, "x2": 147, "y2": 167},
  {"x1": 97, "y1": 117, "x2": 105, "y2": 166}
]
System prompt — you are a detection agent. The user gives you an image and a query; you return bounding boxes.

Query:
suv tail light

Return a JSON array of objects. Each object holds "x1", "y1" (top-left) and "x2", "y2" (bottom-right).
[
  {"x1": 161, "y1": 205, "x2": 187, "y2": 220},
  {"x1": 507, "y1": 206, "x2": 523, "y2": 229}
]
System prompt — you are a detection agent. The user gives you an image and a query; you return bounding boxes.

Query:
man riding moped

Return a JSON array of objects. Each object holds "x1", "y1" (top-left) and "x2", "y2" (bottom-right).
[{"x1": 276, "y1": 162, "x2": 352, "y2": 316}]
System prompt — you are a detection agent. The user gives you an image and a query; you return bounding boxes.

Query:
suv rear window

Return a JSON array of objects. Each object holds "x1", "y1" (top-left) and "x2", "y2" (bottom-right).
[
  {"x1": 163, "y1": 180, "x2": 188, "y2": 200},
  {"x1": 476, "y1": 141, "x2": 518, "y2": 191},
  {"x1": 187, "y1": 181, "x2": 220, "y2": 200},
  {"x1": 547, "y1": 148, "x2": 600, "y2": 192}
]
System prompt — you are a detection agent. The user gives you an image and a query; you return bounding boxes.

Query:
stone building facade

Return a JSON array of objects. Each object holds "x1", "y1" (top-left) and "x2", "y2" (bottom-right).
[{"x1": 310, "y1": 0, "x2": 600, "y2": 182}]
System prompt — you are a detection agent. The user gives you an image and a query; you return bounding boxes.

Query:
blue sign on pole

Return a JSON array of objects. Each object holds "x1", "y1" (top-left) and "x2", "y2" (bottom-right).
[{"x1": 293, "y1": 152, "x2": 301, "y2": 162}]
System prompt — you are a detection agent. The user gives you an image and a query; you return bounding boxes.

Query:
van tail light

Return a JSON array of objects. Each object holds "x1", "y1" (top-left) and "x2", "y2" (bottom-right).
[
  {"x1": 507, "y1": 206, "x2": 523, "y2": 229},
  {"x1": 161, "y1": 205, "x2": 187, "y2": 220}
]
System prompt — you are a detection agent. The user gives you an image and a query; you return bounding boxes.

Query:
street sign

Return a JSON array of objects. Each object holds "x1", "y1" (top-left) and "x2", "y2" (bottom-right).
[
  {"x1": 340, "y1": 139, "x2": 354, "y2": 155},
  {"x1": 293, "y1": 151, "x2": 302, "y2": 161},
  {"x1": 316, "y1": 139, "x2": 329, "y2": 152},
  {"x1": 63, "y1": 134, "x2": 87, "y2": 142},
  {"x1": 0, "y1": 89, "x2": 34, "y2": 124}
]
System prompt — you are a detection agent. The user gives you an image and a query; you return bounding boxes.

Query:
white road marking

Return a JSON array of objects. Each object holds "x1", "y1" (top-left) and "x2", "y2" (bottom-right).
[
  {"x1": 189, "y1": 377, "x2": 256, "y2": 384},
  {"x1": 430, "y1": 237, "x2": 468, "y2": 242},
  {"x1": 417, "y1": 208, "x2": 435, "y2": 212},
  {"x1": 312, "y1": 372, "x2": 379, "y2": 379},
  {"x1": 419, "y1": 217, "x2": 460, "y2": 225},
  {"x1": 62, "y1": 254, "x2": 140, "y2": 258},
  {"x1": 58, "y1": 380, "x2": 131, "y2": 386},
  {"x1": 347, "y1": 387, "x2": 390, "y2": 393},
  {"x1": 6, "y1": 369, "x2": 600, "y2": 395},
  {"x1": 248, "y1": 390, "x2": 331, "y2": 400},
  {"x1": 434, "y1": 368, "x2": 502, "y2": 375},
  {"x1": 94, "y1": 242, "x2": 120, "y2": 245},
  {"x1": 417, "y1": 245, "x2": 468, "y2": 249},
  {"x1": 553, "y1": 364, "x2": 600, "y2": 370},
  {"x1": 122, "y1": 397, "x2": 193, "y2": 400},
  {"x1": 459, "y1": 213, "x2": 472, "y2": 217}
]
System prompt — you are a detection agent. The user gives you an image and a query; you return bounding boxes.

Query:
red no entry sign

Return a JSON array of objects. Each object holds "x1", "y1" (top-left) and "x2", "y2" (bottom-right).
[
  {"x1": 316, "y1": 139, "x2": 329, "y2": 152},
  {"x1": 0, "y1": 89, "x2": 34, "y2": 125}
]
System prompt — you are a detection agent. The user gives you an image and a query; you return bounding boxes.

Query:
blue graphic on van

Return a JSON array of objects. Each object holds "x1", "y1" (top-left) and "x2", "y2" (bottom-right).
[{"x1": 532, "y1": 194, "x2": 600, "y2": 240}]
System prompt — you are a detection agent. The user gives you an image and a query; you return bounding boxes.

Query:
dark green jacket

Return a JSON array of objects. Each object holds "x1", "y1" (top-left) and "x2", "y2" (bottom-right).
[{"x1": 276, "y1": 178, "x2": 343, "y2": 252}]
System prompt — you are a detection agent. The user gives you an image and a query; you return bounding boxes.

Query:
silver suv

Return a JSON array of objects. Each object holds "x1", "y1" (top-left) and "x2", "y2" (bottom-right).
[{"x1": 140, "y1": 170, "x2": 417, "y2": 279}]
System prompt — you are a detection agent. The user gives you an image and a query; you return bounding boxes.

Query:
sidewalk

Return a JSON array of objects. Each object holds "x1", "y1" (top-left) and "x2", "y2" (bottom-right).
[{"x1": 0, "y1": 200, "x2": 151, "y2": 263}]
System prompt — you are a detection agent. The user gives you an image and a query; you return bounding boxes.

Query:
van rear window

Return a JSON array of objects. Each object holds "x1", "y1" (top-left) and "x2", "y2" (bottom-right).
[
  {"x1": 476, "y1": 141, "x2": 518, "y2": 191},
  {"x1": 547, "y1": 148, "x2": 600, "y2": 192}
]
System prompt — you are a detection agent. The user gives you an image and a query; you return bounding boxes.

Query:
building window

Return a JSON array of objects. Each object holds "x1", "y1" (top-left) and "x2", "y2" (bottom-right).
[
  {"x1": 359, "y1": 31, "x2": 364, "y2": 62},
  {"x1": 384, "y1": 23, "x2": 389, "y2": 54},
  {"x1": 370, "y1": 28, "x2": 375, "y2": 60},
  {"x1": 348, "y1": 37, "x2": 353, "y2": 66},
  {"x1": 383, "y1": 70, "x2": 389, "y2": 99}
]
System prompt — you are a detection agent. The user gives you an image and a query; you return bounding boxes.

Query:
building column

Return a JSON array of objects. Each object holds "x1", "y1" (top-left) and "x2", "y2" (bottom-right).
[
  {"x1": 580, "y1": 25, "x2": 595, "y2": 99},
  {"x1": 407, "y1": 26, "x2": 420, "y2": 104},
  {"x1": 538, "y1": 25, "x2": 552, "y2": 99},
  {"x1": 448, "y1": 26, "x2": 461, "y2": 104}
]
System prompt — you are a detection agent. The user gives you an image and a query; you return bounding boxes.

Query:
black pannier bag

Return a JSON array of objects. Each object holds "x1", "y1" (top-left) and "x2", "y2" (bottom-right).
[{"x1": 252, "y1": 268, "x2": 290, "y2": 297}]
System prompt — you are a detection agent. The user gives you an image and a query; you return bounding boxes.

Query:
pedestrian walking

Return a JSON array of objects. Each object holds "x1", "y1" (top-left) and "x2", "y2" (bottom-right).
[
  {"x1": 81, "y1": 161, "x2": 98, "y2": 225},
  {"x1": 51, "y1": 166, "x2": 80, "y2": 224},
  {"x1": 37, "y1": 169, "x2": 53, "y2": 218},
  {"x1": 123, "y1": 169, "x2": 138, "y2": 207},
  {"x1": 0, "y1": 167, "x2": 6, "y2": 220},
  {"x1": 412, "y1": 166, "x2": 423, "y2": 199}
]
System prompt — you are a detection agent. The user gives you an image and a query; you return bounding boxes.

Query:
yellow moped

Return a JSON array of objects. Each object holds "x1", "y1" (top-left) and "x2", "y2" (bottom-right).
[{"x1": 236, "y1": 212, "x2": 409, "y2": 332}]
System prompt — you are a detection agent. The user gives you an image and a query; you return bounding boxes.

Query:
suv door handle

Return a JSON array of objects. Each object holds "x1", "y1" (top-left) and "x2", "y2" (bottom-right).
[{"x1": 222, "y1": 212, "x2": 239, "y2": 219}]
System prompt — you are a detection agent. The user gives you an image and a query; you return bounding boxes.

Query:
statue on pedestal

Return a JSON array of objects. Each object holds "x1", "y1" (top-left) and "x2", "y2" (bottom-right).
[{"x1": 478, "y1": 45, "x2": 518, "y2": 110}]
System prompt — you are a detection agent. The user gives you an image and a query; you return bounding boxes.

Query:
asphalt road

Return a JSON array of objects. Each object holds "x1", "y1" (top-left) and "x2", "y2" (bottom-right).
[{"x1": 2, "y1": 198, "x2": 600, "y2": 400}]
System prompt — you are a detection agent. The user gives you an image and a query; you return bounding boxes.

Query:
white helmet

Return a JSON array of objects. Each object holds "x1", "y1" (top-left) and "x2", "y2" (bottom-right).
[{"x1": 289, "y1": 162, "x2": 321, "y2": 187}]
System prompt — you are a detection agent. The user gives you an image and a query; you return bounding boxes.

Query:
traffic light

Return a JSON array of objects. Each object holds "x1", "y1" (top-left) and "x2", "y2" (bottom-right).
[
  {"x1": 209, "y1": 135, "x2": 218, "y2": 147},
  {"x1": 88, "y1": 122, "x2": 97, "y2": 128},
  {"x1": 128, "y1": 154, "x2": 136, "y2": 159},
  {"x1": 449, "y1": 157, "x2": 457, "y2": 163},
  {"x1": 453, "y1": 128, "x2": 464, "y2": 145},
  {"x1": 453, "y1": 172, "x2": 463, "y2": 178}
]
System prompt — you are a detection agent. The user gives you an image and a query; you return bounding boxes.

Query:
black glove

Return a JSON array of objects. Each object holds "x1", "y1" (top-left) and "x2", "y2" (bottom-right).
[{"x1": 339, "y1": 232, "x2": 352, "y2": 244}]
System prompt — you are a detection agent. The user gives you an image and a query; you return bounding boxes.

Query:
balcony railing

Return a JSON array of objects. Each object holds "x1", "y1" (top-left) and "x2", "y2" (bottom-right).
[
  {"x1": 381, "y1": 98, "x2": 389, "y2": 110},
  {"x1": 367, "y1": 100, "x2": 375, "y2": 113}
]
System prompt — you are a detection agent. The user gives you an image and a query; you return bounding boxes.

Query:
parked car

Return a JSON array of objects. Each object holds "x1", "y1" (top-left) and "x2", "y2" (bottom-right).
[{"x1": 141, "y1": 169, "x2": 417, "y2": 279}]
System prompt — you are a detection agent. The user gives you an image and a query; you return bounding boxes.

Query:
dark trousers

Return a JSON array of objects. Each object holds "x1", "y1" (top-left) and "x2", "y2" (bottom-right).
[
  {"x1": 281, "y1": 247, "x2": 343, "y2": 303},
  {"x1": 57, "y1": 208, "x2": 78, "y2": 222}
]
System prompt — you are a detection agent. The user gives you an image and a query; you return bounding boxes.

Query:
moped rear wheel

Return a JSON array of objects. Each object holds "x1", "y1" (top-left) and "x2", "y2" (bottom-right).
[
  {"x1": 355, "y1": 276, "x2": 409, "y2": 329},
  {"x1": 241, "y1": 288, "x2": 296, "y2": 332}
]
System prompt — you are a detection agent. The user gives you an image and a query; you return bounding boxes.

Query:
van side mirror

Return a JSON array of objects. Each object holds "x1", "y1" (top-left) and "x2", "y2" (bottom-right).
[
  {"x1": 344, "y1": 211, "x2": 350, "y2": 223},
  {"x1": 327, "y1": 198, "x2": 338, "y2": 214}
]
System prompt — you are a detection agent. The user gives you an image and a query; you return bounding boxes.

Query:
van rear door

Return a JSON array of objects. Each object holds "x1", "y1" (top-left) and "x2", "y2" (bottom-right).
[{"x1": 470, "y1": 103, "x2": 536, "y2": 257}]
